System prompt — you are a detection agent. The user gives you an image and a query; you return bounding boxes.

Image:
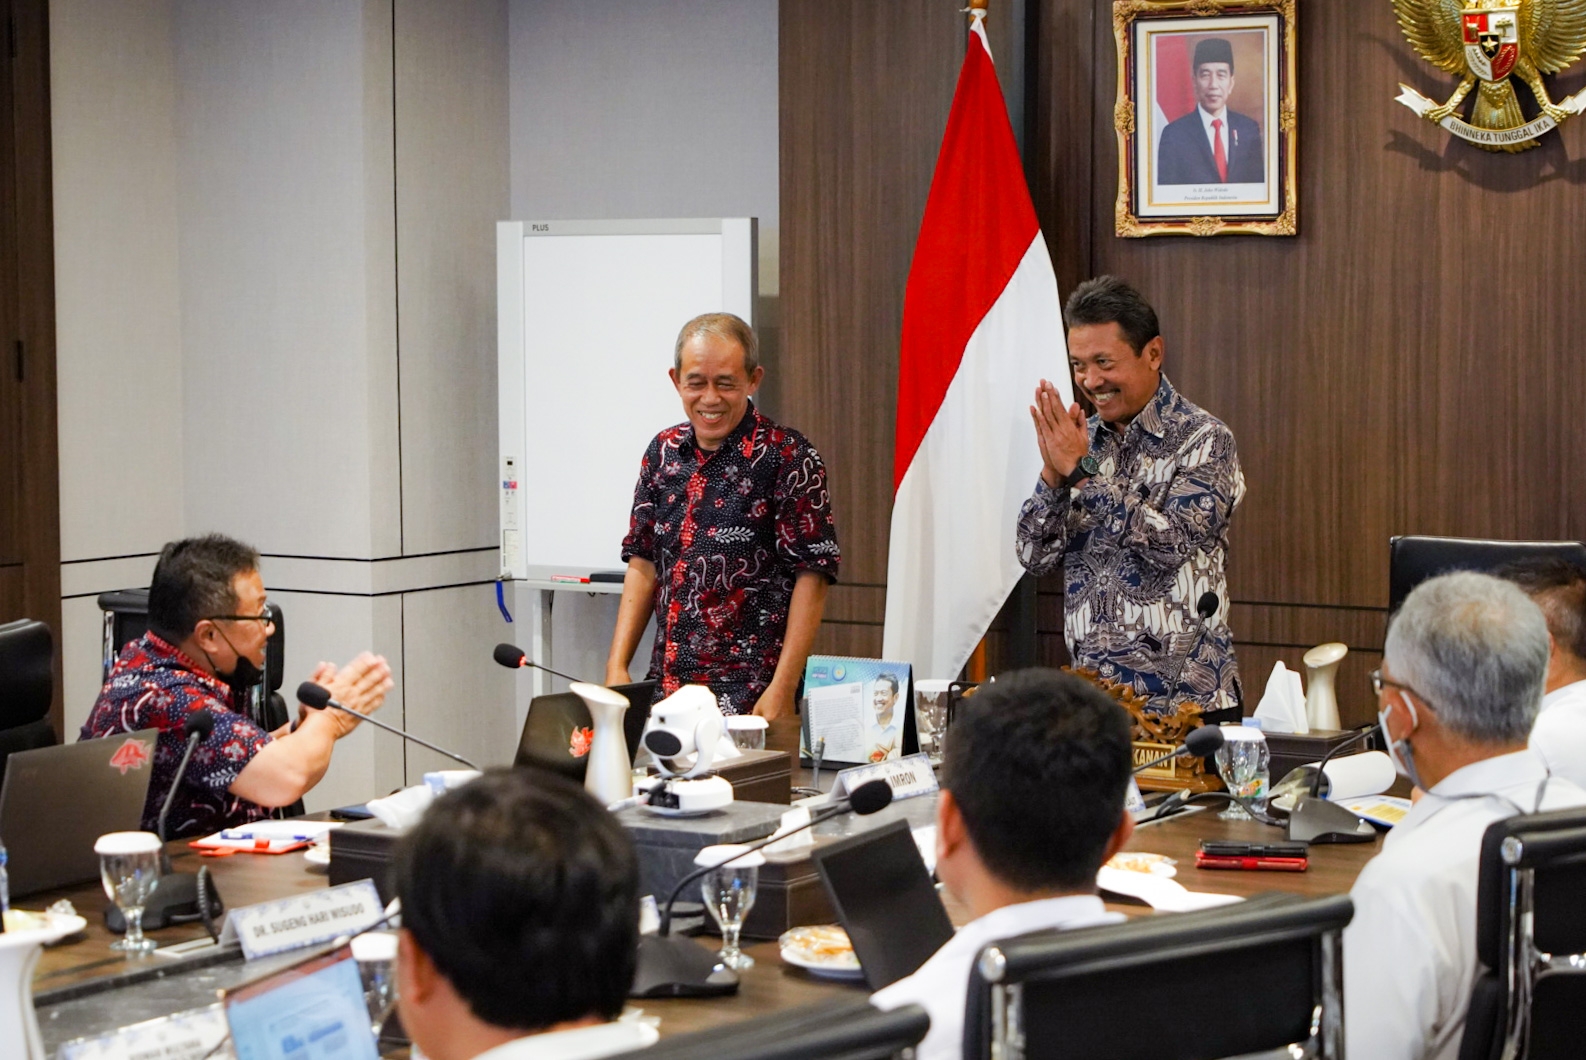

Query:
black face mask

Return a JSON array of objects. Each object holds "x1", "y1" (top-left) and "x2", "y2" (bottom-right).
[
  {"x1": 225, "y1": 653, "x2": 265, "y2": 693},
  {"x1": 210, "y1": 629, "x2": 265, "y2": 704}
]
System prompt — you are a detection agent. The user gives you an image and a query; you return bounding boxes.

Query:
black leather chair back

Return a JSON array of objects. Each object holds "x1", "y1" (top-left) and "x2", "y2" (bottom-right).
[
  {"x1": 1388, "y1": 536, "x2": 1586, "y2": 614},
  {"x1": 606, "y1": 998, "x2": 929, "y2": 1060},
  {"x1": 0, "y1": 618, "x2": 51, "y2": 729},
  {"x1": 0, "y1": 618, "x2": 58, "y2": 789},
  {"x1": 1461, "y1": 806, "x2": 1586, "y2": 1060},
  {"x1": 965, "y1": 892, "x2": 1353, "y2": 1060},
  {"x1": 515, "y1": 680, "x2": 656, "y2": 781}
]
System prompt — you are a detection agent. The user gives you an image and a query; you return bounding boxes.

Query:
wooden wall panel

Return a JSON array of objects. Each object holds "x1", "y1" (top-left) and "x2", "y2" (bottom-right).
[
  {"x1": 779, "y1": 1, "x2": 964, "y2": 655},
  {"x1": 1085, "y1": 0, "x2": 1586, "y2": 612},
  {"x1": 781, "y1": 0, "x2": 1583, "y2": 698},
  {"x1": 2, "y1": 0, "x2": 63, "y2": 730}
]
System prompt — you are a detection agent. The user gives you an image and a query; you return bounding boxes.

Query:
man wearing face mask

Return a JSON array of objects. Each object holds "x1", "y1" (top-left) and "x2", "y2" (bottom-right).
[
  {"x1": 80, "y1": 534, "x2": 392, "y2": 839},
  {"x1": 1344, "y1": 572, "x2": 1586, "y2": 1060},
  {"x1": 1016, "y1": 276, "x2": 1244, "y2": 713}
]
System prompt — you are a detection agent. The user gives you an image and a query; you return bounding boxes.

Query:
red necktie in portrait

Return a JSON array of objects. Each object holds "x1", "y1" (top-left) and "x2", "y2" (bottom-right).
[{"x1": 1212, "y1": 119, "x2": 1228, "y2": 181}]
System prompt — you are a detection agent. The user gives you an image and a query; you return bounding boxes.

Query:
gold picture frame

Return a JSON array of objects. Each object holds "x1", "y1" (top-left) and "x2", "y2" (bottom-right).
[{"x1": 1113, "y1": 0, "x2": 1297, "y2": 237}]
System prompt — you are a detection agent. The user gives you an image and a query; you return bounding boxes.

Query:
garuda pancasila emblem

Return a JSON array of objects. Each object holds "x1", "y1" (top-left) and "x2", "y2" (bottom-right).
[{"x1": 1394, "y1": 0, "x2": 1586, "y2": 151}]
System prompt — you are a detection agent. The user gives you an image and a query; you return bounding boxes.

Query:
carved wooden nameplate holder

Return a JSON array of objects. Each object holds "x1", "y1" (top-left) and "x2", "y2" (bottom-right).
[{"x1": 1063, "y1": 667, "x2": 1225, "y2": 795}]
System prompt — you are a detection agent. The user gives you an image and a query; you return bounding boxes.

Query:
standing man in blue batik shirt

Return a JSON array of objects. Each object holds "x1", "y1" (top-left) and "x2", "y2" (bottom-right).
[
  {"x1": 81, "y1": 534, "x2": 392, "y2": 838},
  {"x1": 605, "y1": 313, "x2": 840, "y2": 719},
  {"x1": 1016, "y1": 277, "x2": 1245, "y2": 712}
]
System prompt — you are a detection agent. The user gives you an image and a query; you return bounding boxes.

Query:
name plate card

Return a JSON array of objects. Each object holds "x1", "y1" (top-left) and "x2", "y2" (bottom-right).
[
  {"x1": 57, "y1": 1004, "x2": 232, "y2": 1060},
  {"x1": 833, "y1": 753, "x2": 939, "y2": 803},
  {"x1": 221, "y1": 878, "x2": 384, "y2": 960}
]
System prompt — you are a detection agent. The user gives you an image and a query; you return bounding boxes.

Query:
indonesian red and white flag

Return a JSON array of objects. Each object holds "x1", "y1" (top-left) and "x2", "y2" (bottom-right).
[{"x1": 882, "y1": 14, "x2": 1069, "y2": 680}]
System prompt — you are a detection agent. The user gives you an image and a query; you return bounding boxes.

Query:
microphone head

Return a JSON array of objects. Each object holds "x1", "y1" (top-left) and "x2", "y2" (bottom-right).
[
  {"x1": 493, "y1": 643, "x2": 528, "y2": 669},
  {"x1": 184, "y1": 709, "x2": 216, "y2": 740},
  {"x1": 1196, "y1": 591, "x2": 1219, "y2": 619},
  {"x1": 297, "y1": 681, "x2": 332, "y2": 710},
  {"x1": 1184, "y1": 724, "x2": 1225, "y2": 758},
  {"x1": 847, "y1": 779, "x2": 894, "y2": 815}
]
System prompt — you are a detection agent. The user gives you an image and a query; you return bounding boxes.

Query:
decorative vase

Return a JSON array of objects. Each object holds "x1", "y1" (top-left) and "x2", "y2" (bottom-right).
[
  {"x1": 0, "y1": 924, "x2": 49, "y2": 1059},
  {"x1": 1303, "y1": 642, "x2": 1348, "y2": 732},
  {"x1": 571, "y1": 682, "x2": 632, "y2": 806}
]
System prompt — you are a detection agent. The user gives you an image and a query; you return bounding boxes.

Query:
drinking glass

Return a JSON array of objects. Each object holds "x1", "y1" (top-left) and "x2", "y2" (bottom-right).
[
  {"x1": 351, "y1": 931, "x2": 399, "y2": 1038},
  {"x1": 695, "y1": 844, "x2": 764, "y2": 971},
  {"x1": 1214, "y1": 727, "x2": 1271, "y2": 821},
  {"x1": 725, "y1": 716, "x2": 768, "y2": 752},
  {"x1": 94, "y1": 831, "x2": 163, "y2": 955},
  {"x1": 914, "y1": 680, "x2": 951, "y2": 765}
]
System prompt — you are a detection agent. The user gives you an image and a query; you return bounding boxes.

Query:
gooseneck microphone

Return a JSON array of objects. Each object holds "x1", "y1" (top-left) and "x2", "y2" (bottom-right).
[
  {"x1": 492, "y1": 643, "x2": 586, "y2": 685},
  {"x1": 157, "y1": 709, "x2": 216, "y2": 853},
  {"x1": 296, "y1": 681, "x2": 481, "y2": 770},
  {"x1": 1162, "y1": 591, "x2": 1221, "y2": 707},
  {"x1": 631, "y1": 779, "x2": 895, "y2": 998},
  {"x1": 1287, "y1": 726, "x2": 1380, "y2": 845},
  {"x1": 1132, "y1": 722, "x2": 1225, "y2": 776}
]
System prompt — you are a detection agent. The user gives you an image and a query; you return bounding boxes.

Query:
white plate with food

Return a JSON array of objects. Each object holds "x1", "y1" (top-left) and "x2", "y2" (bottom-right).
[
  {"x1": 1104, "y1": 851, "x2": 1177, "y2": 878},
  {"x1": 3, "y1": 908, "x2": 88, "y2": 944},
  {"x1": 779, "y1": 925, "x2": 865, "y2": 981},
  {"x1": 303, "y1": 842, "x2": 332, "y2": 867}
]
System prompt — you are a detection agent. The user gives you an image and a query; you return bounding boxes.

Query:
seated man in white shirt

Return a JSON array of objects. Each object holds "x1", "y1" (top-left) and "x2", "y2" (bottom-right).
[
  {"x1": 870, "y1": 668, "x2": 1134, "y2": 1060},
  {"x1": 1346, "y1": 572, "x2": 1586, "y2": 1060},
  {"x1": 392, "y1": 768, "x2": 656, "y2": 1060},
  {"x1": 1499, "y1": 557, "x2": 1586, "y2": 787}
]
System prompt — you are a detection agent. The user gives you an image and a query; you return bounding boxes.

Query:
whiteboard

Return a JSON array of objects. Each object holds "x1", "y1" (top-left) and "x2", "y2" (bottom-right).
[{"x1": 498, "y1": 219, "x2": 757, "y2": 578}]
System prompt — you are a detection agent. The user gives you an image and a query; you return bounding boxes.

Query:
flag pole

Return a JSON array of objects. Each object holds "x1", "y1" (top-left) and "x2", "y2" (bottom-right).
[{"x1": 964, "y1": 0, "x2": 992, "y2": 686}]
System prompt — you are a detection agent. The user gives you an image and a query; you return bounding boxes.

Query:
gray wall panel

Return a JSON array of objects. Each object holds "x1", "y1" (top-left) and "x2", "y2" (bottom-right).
[{"x1": 394, "y1": 0, "x2": 510, "y2": 555}]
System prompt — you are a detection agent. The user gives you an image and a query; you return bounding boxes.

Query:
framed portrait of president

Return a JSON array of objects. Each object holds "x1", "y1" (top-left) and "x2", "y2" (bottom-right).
[{"x1": 1113, "y1": 1, "x2": 1297, "y2": 237}]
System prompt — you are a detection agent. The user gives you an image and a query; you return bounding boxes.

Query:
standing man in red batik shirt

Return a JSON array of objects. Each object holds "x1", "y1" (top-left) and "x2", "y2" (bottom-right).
[{"x1": 604, "y1": 313, "x2": 840, "y2": 719}]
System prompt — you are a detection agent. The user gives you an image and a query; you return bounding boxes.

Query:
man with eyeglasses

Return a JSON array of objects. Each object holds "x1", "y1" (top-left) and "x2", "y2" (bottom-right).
[
  {"x1": 1344, "y1": 572, "x2": 1586, "y2": 1060},
  {"x1": 80, "y1": 534, "x2": 392, "y2": 839}
]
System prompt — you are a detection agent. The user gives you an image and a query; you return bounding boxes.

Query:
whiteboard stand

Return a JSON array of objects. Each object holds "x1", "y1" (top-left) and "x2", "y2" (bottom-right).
[{"x1": 514, "y1": 569, "x2": 625, "y2": 698}]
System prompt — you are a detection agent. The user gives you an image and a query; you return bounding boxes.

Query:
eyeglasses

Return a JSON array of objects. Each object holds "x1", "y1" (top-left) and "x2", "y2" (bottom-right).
[
  {"x1": 1370, "y1": 668, "x2": 1428, "y2": 706},
  {"x1": 206, "y1": 606, "x2": 275, "y2": 629}
]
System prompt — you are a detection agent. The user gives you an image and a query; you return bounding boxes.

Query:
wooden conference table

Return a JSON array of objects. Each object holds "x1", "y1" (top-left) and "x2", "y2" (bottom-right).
[{"x1": 29, "y1": 801, "x2": 1381, "y2": 1049}]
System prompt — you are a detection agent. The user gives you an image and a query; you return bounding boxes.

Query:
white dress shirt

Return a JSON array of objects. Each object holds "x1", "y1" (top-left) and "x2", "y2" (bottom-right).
[
  {"x1": 468, "y1": 1019, "x2": 658, "y2": 1060},
  {"x1": 870, "y1": 893, "x2": 1123, "y2": 1060},
  {"x1": 1529, "y1": 679, "x2": 1586, "y2": 788},
  {"x1": 1344, "y1": 749, "x2": 1586, "y2": 1060},
  {"x1": 1198, "y1": 105, "x2": 1229, "y2": 162}
]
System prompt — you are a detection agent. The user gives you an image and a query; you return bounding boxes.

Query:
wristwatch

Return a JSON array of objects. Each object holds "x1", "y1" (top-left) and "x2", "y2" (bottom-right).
[{"x1": 1062, "y1": 454, "x2": 1099, "y2": 489}]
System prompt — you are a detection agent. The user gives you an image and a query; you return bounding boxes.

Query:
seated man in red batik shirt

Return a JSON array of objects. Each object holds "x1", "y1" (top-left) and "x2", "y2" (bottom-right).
[
  {"x1": 80, "y1": 534, "x2": 392, "y2": 838},
  {"x1": 605, "y1": 313, "x2": 840, "y2": 719}
]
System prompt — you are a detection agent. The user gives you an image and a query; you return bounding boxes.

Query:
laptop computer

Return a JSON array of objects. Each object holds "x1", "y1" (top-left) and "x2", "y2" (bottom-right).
[
  {"x1": 514, "y1": 680, "x2": 655, "y2": 781},
  {"x1": 810, "y1": 817, "x2": 956, "y2": 990},
  {"x1": 0, "y1": 728, "x2": 158, "y2": 897},
  {"x1": 224, "y1": 944, "x2": 379, "y2": 1060}
]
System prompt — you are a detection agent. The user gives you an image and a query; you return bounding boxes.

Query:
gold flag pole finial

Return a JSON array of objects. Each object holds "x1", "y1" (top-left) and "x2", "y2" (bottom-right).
[{"x1": 966, "y1": 0, "x2": 989, "y2": 24}]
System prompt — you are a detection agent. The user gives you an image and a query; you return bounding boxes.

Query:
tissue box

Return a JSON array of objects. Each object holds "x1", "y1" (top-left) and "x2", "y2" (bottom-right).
[
  {"x1": 710, "y1": 749, "x2": 793, "y2": 804},
  {"x1": 328, "y1": 818, "x2": 409, "y2": 902},
  {"x1": 1264, "y1": 729, "x2": 1364, "y2": 784}
]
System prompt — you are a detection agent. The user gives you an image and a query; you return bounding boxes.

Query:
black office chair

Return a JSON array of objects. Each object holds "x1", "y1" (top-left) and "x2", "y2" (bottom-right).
[
  {"x1": 514, "y1": 679, "x2": 655, "y2": 782},
  {"x1": 0, "y1": 618, "x2": 58, "y2": 790},
  {"x1": 1388, "y1": 536, "x2": 1586, "y2": 614},
  {"x1": 606, "y1": 998, "x2": 930, "y2": 1060},
  {"x1": 1459, "y1": 807, "x2": 1586, "y2": 1060},
  {"x1": 964, "y1": 892, "x2": 1353, "y2": 1060}
]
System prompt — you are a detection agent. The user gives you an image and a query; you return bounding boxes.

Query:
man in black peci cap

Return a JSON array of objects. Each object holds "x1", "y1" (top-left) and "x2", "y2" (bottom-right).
[{"x1": 1156, "y1": 37, "x2": 1265, "y2": 185}]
